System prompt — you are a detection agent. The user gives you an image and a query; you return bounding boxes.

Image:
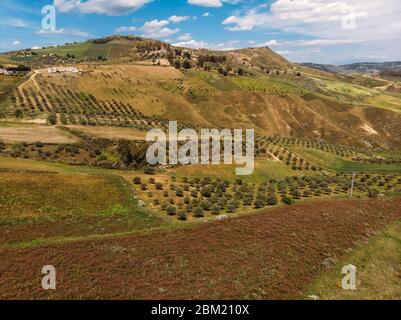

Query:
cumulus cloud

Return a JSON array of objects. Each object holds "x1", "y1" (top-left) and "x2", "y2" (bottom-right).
[
  {"x1": 188, "y1": 0, "x2": 222, "y2": 7},
  {"x1": 173, "y1": 38, "x2": 240, "y2": 50},
  {"x1": 222, "y1": 0, "x2": 401, "y2": 63},
  {"x1": 173, "y1": 39, "x2": 209, "y2": 48},
  {"x1": 178, "y1": 33, "x2": 193, "y2": 41},
  {"x1": 53, "y1": 0, "x2": 153, "y2": 15},
  {"x1": 140, "y1": 19, "x2": 180, "y2": 38},
  {"x1": 12, "y1": 40, "x2": 21, "y2": 46},
  {"x1": 115, "y1": 26, "x2": 137, "y2": 33},
  {"x1": 168, "y1": 15, "x2": 192, "y2": 23}
]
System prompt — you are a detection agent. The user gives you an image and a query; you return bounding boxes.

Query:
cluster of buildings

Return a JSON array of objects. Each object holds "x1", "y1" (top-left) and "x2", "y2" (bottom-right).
[{"x1": 47, "y1": 67, "x2": 80, "y2": 73}]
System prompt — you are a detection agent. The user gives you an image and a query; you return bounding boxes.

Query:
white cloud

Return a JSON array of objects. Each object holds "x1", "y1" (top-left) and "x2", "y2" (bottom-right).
[
  {"x1": 202, "y1": 12, "x2": 211, "y2": 17},
  {"x1": 188, "y1": 0, "x2": 222, "y2": 8},
  {"x1": 12, "y1": 40, "x2": 21, "y2": 46},
  {"x1": 173, "y1": 38, "x2": 240, "y2": 51},
  {"x1": 222, "y1": 0, "x2": 401, "y2": 63},
  {"x1": 53, "y1": 0, "x2": 153, "y2": 15},
  {"x1": 262, "y1": 39, "x2": 360, "y2": 47},
  {"x1": 173, "y1": 39, "x2": 209, "y2": 48},
  {"x1": 168, "y1": 15, "x2": 192, "y2": 23},
  {"x1": 37, "y1": 28, "x2": 89, "y2": 37},
  {"x1": 178, "y1": 33, "x2": 192, "y2": 41},
  {"x1": 115, "y1": 26, "x2": 137, "y2": 33},
  {"x1": 140, "y1": 19, "x2": 179, "y2": 38}
]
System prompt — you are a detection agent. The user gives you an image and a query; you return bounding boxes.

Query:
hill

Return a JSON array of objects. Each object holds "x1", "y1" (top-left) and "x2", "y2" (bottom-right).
[{"x1": 1, "y1": 36, "x2": 401, "y2": 149}]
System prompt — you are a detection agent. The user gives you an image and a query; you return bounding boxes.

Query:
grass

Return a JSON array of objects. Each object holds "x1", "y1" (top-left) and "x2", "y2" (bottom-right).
[
  {"x1": 289, "y1": 146, "x2": 401, "y2": 174},
  {"x1": 169, "y1": 159, "x2": 298, "y2": 183},
  {"x1": 0, "y1": 171, "x2": 134, "y2": 217},
  {"x1": 38, "y1": 43, "x2": 110, "y2": 59},
  {"x1": 307, "y1": 220, "x2": 401, "y2": 300}
]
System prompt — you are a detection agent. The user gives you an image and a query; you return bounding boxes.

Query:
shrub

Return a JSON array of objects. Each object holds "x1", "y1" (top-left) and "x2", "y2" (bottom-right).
[
  {"x1": 148, "y1": 177, "x2": 156, "y2": 184},
  {"x1": 193, "y1": 206, "x2": 204, "y2": 218},
  {"x1": 254, "y1": 199, "x2": 265, "y2": 209},
  {"x1": 211, "y1": 205, "x2": 221, "y2": 215},
  {"x1": 155, "y1": 182, "x2": 163, "y2": 190},
  {"x1": 226, "y1": 200, "x2": 237, "y2": 213},
  {"x1": 177, "y1": 210, "x2": 187, "y2": 221},
  {"x1": 266, "y1": 194, "x2": 278, "y2": 206},
  {"x1": 47, "y1": 112, "x2": 57, "y2": 125},
  {"x1": 166, "y1": 205, "x2": 177, "y2": 216},
  {"x1": 282, "y1": 196, "x2": 294, "y2": 205},
  {"x1": 133, "y1": 177, "x2": 141, "y2": 185},
  {"x1": 144, "y1": 166, "x2": 156, "y2": 175},
  {"x1": 175, "y1": 188, "x2": 184, "y2": 197},
  {"x1": 141, "y1": 183, "x2": 148, "y2": 191},
  {"x1": 368, "y1": 188, "x2": 380, "y2": 198}
]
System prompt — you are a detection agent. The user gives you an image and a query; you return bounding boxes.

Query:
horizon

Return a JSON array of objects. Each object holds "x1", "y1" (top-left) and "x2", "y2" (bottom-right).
[{"x1": 1, "y1": 0, "x2": 400, "y2": 65}]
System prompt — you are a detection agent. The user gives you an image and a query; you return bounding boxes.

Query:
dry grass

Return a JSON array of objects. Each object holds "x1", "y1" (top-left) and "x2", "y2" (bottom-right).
[
  {"x1": 0, "y1": 171, "x2": 129, "y2": 218},
  {"x1": 67, "y1": 125, "x2": 146, "y2": 141},
  {"x1": 0, "y1": 125, "x2": 77, "y2": 144}
]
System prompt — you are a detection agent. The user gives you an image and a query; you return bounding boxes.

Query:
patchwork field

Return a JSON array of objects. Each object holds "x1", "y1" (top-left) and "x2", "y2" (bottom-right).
[
  {"x1": 1, "y1": 35, "x2": 401, "y2": 300},
  {"x1": 0, "y1": 198, "x2": 400, "y2": 299}
]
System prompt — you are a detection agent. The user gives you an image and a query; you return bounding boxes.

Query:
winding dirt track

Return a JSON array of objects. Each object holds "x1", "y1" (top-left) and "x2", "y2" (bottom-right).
[{"x1": 1, "y1": 198, "x2": 400, "y2": 300}]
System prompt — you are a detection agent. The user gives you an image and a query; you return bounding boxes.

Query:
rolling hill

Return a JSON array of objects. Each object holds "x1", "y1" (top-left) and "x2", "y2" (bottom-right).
[{"x1": 1, "y1": 35, "x2": 401, "y2": 149}]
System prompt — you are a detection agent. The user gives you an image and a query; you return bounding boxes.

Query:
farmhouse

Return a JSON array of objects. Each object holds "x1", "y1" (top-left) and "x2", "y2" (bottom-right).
[{"x1": 47, "y1": 67, "x2": 80, "y2": 74}]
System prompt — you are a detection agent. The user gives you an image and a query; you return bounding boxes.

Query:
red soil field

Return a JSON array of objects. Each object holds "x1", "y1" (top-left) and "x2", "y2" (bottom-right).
[{"x1": 1, "y1": 198, "x2": 400, "y2": 300}]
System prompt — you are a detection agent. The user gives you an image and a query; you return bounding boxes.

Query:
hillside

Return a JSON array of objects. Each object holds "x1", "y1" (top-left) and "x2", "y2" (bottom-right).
[{"x1": 1, "y1": 36, "x2": 401, "y2": 149}]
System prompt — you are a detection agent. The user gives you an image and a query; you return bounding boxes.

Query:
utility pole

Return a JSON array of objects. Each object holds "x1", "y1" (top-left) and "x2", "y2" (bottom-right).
[{"x1": 350, "y1": 171, "x2": 355, "y2": 199}]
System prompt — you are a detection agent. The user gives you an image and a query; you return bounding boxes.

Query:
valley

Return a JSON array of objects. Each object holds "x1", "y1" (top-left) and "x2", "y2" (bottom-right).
[{"x1": 0, "y1": 36, "x2": 400, "y2": 300}]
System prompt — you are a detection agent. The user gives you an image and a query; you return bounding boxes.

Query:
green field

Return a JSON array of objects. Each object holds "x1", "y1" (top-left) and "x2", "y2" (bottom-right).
[
  {"x1": 308, "y1": 219, "x2": 401, "y2": 300},
  {"x1": 38, "y1": 43, "x2": 110, "y2": 59}
]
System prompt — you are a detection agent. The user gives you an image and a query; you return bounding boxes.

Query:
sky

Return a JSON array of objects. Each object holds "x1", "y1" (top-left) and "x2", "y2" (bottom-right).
[{"x1": 0, "y1": 0, "x2": 400, "y2": 64}]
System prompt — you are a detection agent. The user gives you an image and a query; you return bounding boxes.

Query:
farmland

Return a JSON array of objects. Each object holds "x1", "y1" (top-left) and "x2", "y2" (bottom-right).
[
  {"x1": 0, "y1": 198, "x2": 400, "y2": 299},
  {"x1": 0, "y1": 35, "x2": 401, "y2": 300}
]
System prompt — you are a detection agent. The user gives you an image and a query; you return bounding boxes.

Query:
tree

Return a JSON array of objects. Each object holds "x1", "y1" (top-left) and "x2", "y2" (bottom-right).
[
  {"x1": 183, "y1": 60, "x2": 192, "y2": 69},
  {"x1": 117, "y1": 140, "x2": 133, "y2": 166},
  {"x1": 47, "y1": 112, "x2": 57, "y2": 125},
  {"x1": 167, "y1": 205, "x2": 177, "y2": 216},
  {"x1": 174, "y1": 60, "x2": 181, "y2": 69},
  {"x1": 266, "y1": 194, "x2": 278, "y2": 206},
  {"x1": 193, "y1": 206, "x2": 204, "y2": 217},
  {"x1": 211, "y1": 204, "x2": 221, "y2": 215},
  {"x1": 282, "y1": 196, "x2": 294, "y2": 205},
  {"x1": 177, "y1": 210, "x2": 187, "y2": 221}
]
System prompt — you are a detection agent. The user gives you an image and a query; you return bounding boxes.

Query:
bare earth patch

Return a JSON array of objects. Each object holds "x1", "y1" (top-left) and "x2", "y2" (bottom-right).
[
  {"x1": 67, "y1": 125, "x2": 146, "y2": 141},
  {"x1": 0, "y1": 126, "x2": 77, "y2": 144}
]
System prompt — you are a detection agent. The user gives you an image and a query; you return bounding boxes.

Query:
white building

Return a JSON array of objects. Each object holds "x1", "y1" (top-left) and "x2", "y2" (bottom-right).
[{"x1": 47, "y1": 67, "x2": 80, "y2": 74}]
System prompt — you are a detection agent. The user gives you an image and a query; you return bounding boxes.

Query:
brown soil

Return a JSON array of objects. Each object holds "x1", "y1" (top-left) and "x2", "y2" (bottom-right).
[{"x1": 0, "y1": 198, "x2": 400, "y2": 300}]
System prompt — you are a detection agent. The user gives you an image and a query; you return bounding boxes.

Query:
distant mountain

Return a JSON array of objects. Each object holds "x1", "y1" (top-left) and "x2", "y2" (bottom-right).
[{"x1": 303, "y1": 61, "x2": 401, "y2": 75}]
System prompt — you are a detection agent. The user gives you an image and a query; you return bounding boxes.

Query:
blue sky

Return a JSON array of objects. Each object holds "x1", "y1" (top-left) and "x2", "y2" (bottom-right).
[{"x1": 1, "y1": 0, "x2": 400, "y2": 64}]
